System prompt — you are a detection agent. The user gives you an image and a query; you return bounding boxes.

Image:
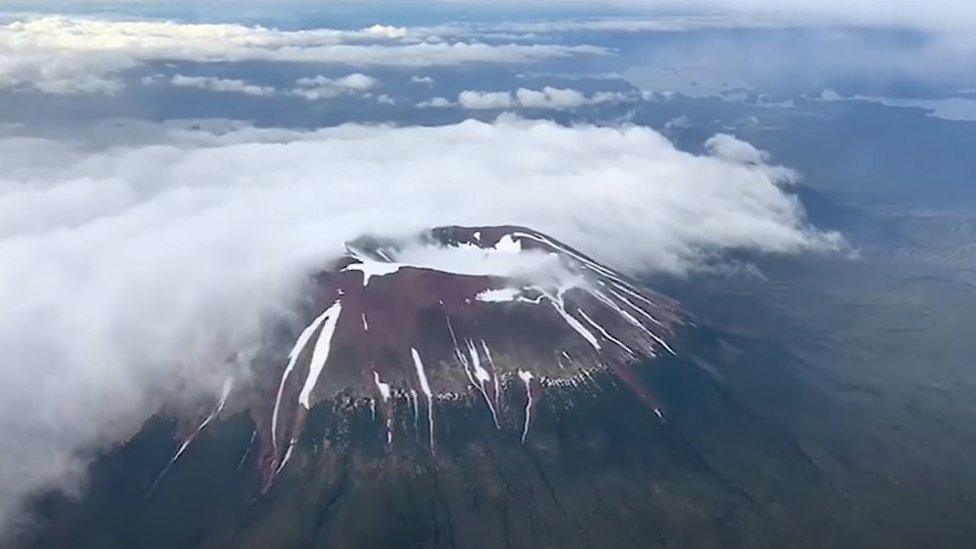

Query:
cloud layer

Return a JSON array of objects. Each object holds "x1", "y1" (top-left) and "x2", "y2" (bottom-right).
[
  {"x1": 290, "y1": 73, "x2": 377, "y2": 100},
  {"x1": 170, "y1": 74, "x2": 275, "y2": 96},
  {"x1": 0, "y1": 16, "x2": 607, "y2": 94},
  {"x1": 0, "y1": 117, "x2": 840, "y2": 534},
  {"x1": 420, "y1": 1, "x2": 976, "y2": 33},
  {"x1": 455, "y1": 87, "x2": 629, "y2": 110}
]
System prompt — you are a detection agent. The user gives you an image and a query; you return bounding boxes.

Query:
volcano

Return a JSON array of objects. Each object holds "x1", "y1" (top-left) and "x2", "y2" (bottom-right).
[
  {"x1": 22, "y1": 226, "x2": 840, "y2": 548},
  {"x1": 250, "y1": 225, "x2": 682, "y2": 490}
]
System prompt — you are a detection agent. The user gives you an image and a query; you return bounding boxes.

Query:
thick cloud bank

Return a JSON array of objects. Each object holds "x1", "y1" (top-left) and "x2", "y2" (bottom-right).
[{"x1": 0, "y1": 118, "x2": 840, "y2": 533}]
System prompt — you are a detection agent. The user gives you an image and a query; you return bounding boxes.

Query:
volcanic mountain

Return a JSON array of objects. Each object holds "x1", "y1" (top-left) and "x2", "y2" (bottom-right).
[
  {"x1": 254, "y1": 225, "x2": 681, "y2": 487},
  {"x1": 23, "y1": 226, "x2": 839, "y2": 548}
]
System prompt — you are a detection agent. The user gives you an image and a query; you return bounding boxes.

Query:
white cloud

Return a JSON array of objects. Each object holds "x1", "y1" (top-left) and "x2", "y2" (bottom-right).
[
  {"x1": 664, "y1": 115, "x2": 691, "y2": 130},
  {"x1": 289, "y1": 73, "x2": 377, "y2": 101},
  {"x1": 517, "y1": 86, "x2": 628, "y2": 109},
  {"x1": 4, "y1": 4, "x2": 970, "y2": 96},
  {"x1": 457, "y1": 90, "x2": 515, "y2": 109},
  {"x1": 704, "y1": 133, "x2": 769, "y2": 165},
  {"x1": 170, "y1": 74, "x2": 275, "y2": 96},
  {"x1": 425, "y1": 16, "x2": 766, "y2": 37},
  {"x1": 326, "y1": 73, "x2": 377, "y2": 91},
  {"x1": 416, "y1": 96, "x2": 454, "y2": 108},
  {"x1": 591, "y1": 90, "x2": 630, "y2": 103},
  {"x1": 516, "y1": 87, "x2": 587, "y2": 108},
  {"x1": 0, "y1": 16, "x2": 608, "y2": 94},
  {"x1": 705, "y1": 133, "x2": 799, "y2": 183},
  {"x1": 457, "y1": 87, "x2": 630, "y2": 110},
  {"x1": 411, "y1": 75, "x2": 435, "y2": 85},
  {"x1": 361, "y1": 24, "x2": 409, "y2": 39},
  {"x1": 418, "y1": 7, "x2": 976, "y2": 90}
]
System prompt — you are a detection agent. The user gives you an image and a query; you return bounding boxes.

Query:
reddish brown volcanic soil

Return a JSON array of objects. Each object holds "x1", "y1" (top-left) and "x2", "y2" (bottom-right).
[{"x1": 165, "y1": 225, "x2": 683, "y2": 490}]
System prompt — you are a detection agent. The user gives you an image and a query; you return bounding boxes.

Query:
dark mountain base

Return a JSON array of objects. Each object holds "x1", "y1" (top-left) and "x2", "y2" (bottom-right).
[{"x1": 23, "y1": 330, "x2": 851, "y2": 549}]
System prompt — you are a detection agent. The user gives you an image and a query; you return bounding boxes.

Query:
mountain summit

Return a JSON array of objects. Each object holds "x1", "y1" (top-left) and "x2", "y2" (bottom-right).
[{"x1": 198, "y1": 225, "x2": 682, "y2": 490}]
